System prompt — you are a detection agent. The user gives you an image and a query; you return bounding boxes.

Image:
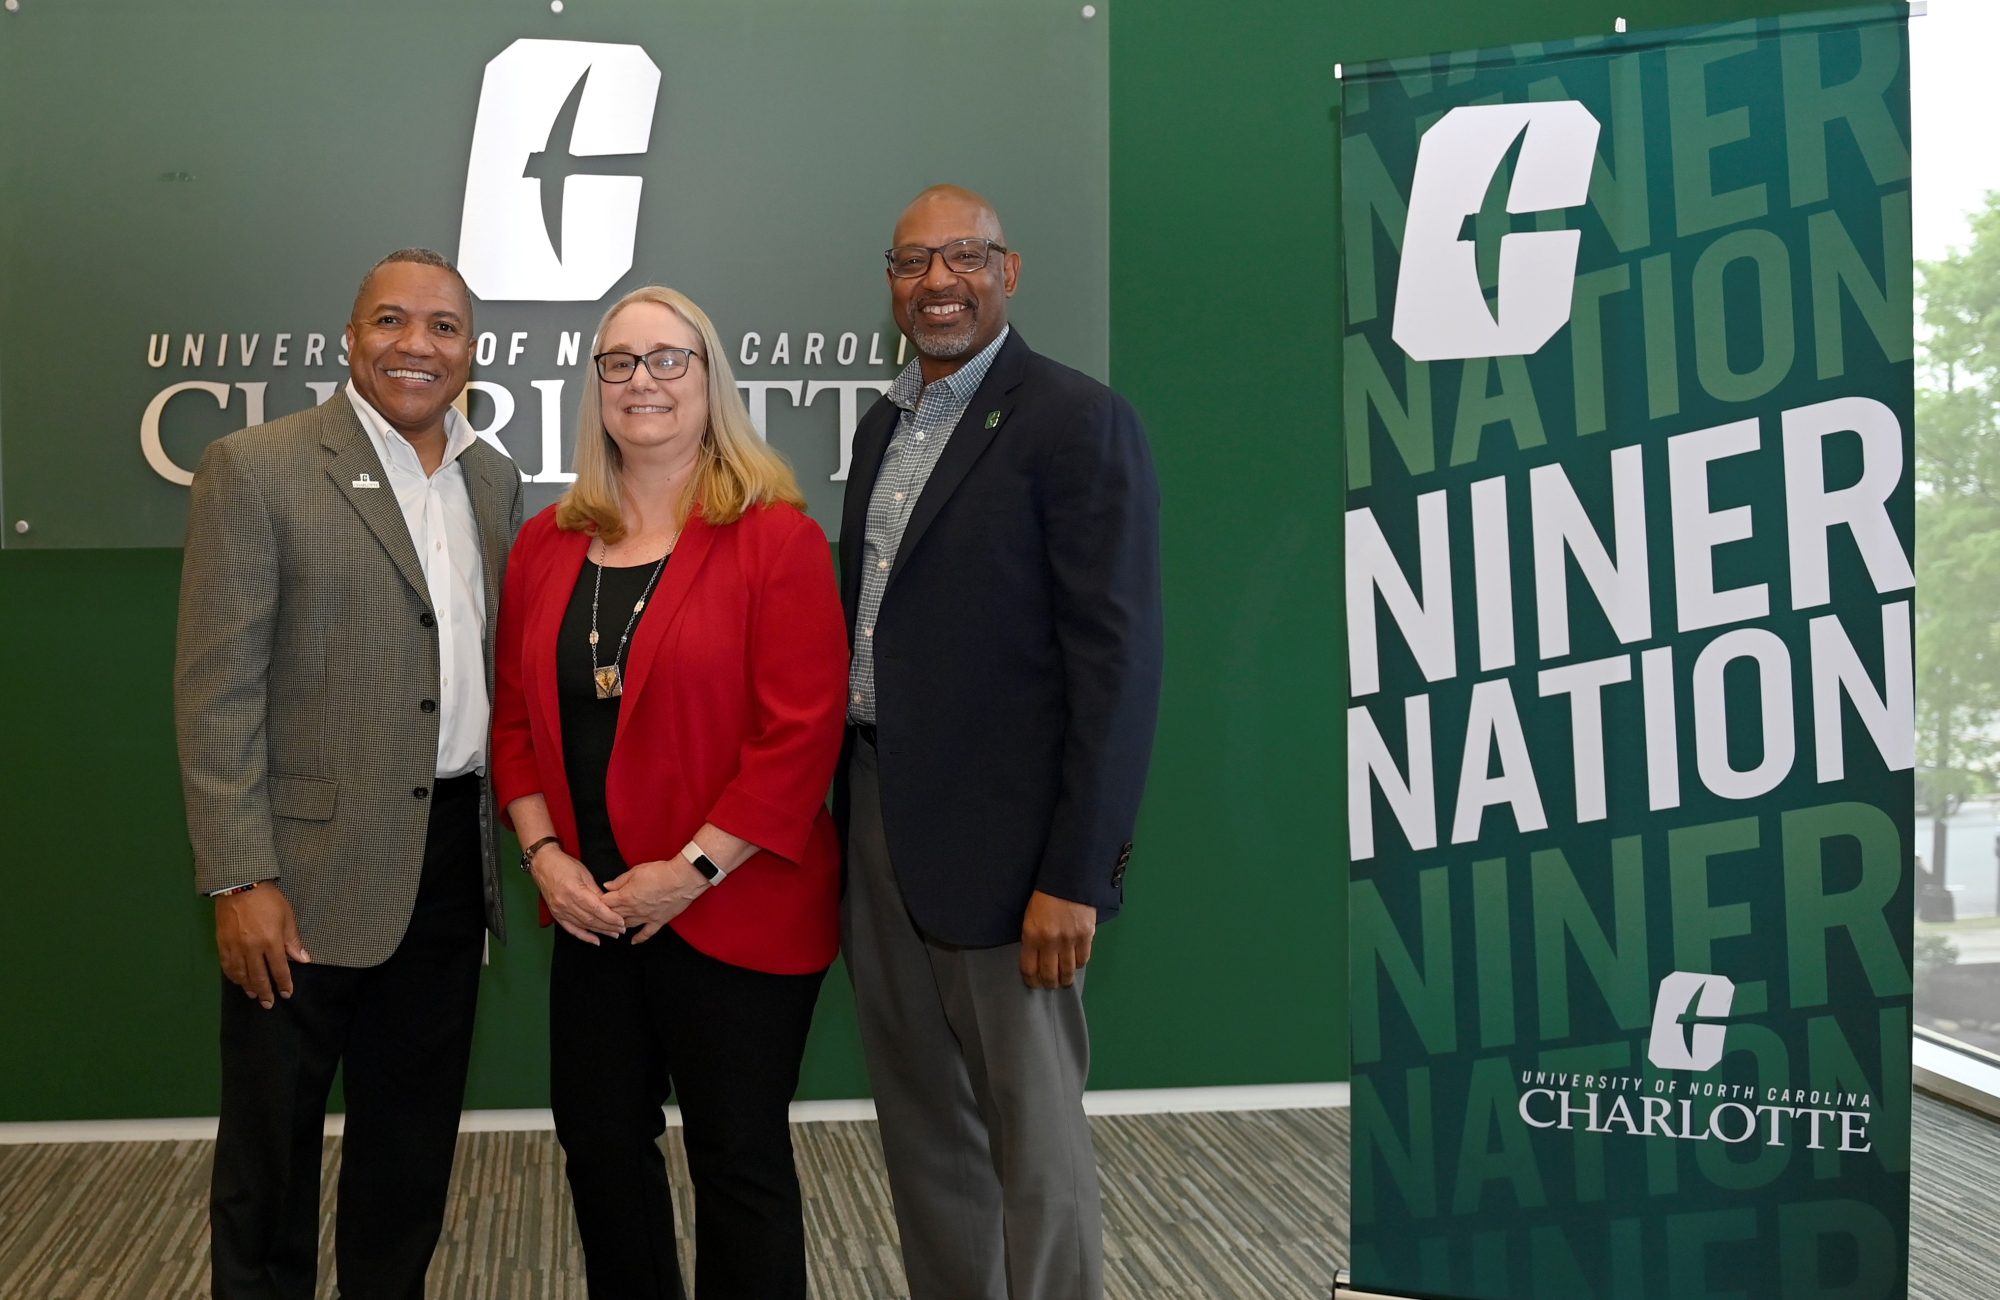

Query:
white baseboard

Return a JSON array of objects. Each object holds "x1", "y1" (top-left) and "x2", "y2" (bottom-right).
[
  {"x1": 0, "y1": 1083, "x2": 1348, "y2": 1147},
  {"x1": 1084, "y1": 1083, "x2": 1348, "y2": 1115}
]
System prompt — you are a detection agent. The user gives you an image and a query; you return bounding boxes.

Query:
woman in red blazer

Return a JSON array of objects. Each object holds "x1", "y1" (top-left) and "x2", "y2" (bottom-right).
[{"x1": 490, "y1": 285, "x2": 847, "y2": 1300}]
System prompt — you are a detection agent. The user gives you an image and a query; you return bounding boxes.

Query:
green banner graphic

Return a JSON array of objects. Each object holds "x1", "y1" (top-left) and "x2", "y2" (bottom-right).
[
  {"x1": 0, "y1": 0, "x2": 1107, "y2": 548},
  {"x1": 1341, "y1": 9, "x2": 1913, "y2": 1298}
]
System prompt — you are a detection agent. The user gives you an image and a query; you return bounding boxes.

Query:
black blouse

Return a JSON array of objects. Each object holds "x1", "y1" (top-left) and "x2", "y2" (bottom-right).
[{"x1": 555, "y1": 557, "x2": 666, "y2": 884}]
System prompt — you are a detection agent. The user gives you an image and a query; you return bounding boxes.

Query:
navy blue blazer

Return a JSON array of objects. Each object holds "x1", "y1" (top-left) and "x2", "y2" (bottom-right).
[{"x1": 835, "y1": 329, "x2": 1164, "y2": 947}]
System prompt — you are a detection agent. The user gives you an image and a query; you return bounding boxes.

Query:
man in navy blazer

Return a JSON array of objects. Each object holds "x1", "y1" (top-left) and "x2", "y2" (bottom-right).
[{"x1": 836, "y1": 185, "x2": 1164, "y2": 1300}]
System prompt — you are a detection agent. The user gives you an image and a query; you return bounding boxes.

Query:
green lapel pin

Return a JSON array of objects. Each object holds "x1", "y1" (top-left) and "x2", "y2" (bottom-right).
[{"x1": 984, "y1": 409, "x2": 1002, "y2": 430}]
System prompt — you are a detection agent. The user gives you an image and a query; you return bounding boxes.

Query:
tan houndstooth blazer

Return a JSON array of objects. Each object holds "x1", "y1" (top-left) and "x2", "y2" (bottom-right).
[{"x1": 174, "y1": 394, "x2": 524, "y2": 967}]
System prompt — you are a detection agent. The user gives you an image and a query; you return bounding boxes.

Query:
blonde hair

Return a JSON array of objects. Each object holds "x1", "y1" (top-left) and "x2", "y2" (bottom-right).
[{"x1": 556, "y1": 286, "x2": 805, "y2": 540}]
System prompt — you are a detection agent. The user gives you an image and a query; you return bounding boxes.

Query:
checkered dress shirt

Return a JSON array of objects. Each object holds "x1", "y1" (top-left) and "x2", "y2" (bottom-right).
[{"x1": 847, "y1": 327, "x2": 1010, "y2": 724}]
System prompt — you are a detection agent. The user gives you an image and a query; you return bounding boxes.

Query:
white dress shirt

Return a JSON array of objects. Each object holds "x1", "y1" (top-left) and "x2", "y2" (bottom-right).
[{"x1": 345, "y1": 381, "x2": 489, "y2": 779}]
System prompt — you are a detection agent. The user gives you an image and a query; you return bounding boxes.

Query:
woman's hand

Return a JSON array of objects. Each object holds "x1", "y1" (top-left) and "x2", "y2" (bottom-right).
[
  {"x1": 603, "y1": 855, "x2": 709, "y2": 943},
  {"x1": 531, "y1": 846, "x2": 627, "y2": 945}
]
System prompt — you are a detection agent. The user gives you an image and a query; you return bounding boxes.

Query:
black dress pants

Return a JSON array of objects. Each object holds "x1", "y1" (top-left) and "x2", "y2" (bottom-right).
[
  {"x1": 210, "y1": 776, "x2": 487, "y2": 1300},
  {"x1": 549, "y1": 923, "x2": 825, "y2": 1300}
]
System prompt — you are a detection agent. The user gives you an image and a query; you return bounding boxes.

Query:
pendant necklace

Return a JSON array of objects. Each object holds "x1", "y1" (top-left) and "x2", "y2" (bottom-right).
[{"x1": 588, "y1": 528, "x2": 678, "y2": 700}]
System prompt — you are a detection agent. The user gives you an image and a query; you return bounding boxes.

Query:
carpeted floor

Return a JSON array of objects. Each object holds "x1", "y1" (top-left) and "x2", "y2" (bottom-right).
[{"x1": 0, "y1": 1097, "x2": 1990, "y2": 1298}]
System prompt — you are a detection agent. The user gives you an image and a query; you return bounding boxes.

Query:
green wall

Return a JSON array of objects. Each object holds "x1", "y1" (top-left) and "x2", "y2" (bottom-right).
[{"x1": 0, "y1": 0, "x2": 1828, "y2": 1120}]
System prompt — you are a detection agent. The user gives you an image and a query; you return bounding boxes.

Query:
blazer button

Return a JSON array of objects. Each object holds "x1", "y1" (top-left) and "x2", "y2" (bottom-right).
[
  {"x1": 420, "y1": 612, "x2": 436, "y2": 628},
  {"x1": 413, "y1": 786, "x2": 430, "y2": 800},
  {"x1": 420, "y1": 699, "x2": 437, "y2": 713}
]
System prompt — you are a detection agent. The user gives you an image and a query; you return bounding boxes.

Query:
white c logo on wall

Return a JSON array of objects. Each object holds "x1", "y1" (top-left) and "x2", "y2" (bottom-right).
[
  {"x1": 1647, "y1": 970, "x2": 1736, "y2": 1072},
  {"x1": 1392, "y1": 101, "x2": 1600, "y2": 362},
  {"x1": 457, "y1": 39, "x2": 662, "y2": 302}
]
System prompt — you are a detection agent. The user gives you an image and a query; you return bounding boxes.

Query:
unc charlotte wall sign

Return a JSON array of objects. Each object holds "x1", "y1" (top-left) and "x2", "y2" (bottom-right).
[
  {"x1": 137, "y1": 37, "x2": 669, "y2": 490},
  {"x1": 133, "y1": 35, "x2": 904, "y2": 499}
]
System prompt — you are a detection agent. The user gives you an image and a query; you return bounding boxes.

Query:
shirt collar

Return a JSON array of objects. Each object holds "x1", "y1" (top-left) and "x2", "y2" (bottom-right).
[
  {"x1": 344, "y1": 379, "x2": 478, "y2": 474},
  {"x1": 887, "y1": 326, "x2": 1010, "y2": 413}
]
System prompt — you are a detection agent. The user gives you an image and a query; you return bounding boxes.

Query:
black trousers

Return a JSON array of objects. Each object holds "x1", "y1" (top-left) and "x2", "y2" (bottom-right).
[
  {"x1": 549, "y1": 923, "x2": 825, "y2": 1300},
  {"x1": 210, "y1": 775, "x2": 487, "y2": 1300}
]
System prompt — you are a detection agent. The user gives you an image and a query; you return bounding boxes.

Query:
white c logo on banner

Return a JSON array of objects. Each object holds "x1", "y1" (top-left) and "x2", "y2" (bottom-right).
[
  {"x1": 1392, "y1": 101, "x2": 1600, "y2": 362},
  {"x1": 1647, "y1": 970, "x2": 1737, "y2": 1072},
  {"x1": 457, "y1": 39, "x2": 662, "y2": 301}
]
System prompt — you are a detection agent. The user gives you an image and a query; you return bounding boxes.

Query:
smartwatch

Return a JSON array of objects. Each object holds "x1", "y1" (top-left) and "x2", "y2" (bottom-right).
[{"x1": 684, "y1": 840, "x2": 726, "y2": 886}]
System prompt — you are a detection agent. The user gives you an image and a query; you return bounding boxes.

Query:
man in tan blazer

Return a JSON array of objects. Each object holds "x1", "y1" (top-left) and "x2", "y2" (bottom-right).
[{"x1": 175, "y1": 248, "x2": 523, "y2": 1300}]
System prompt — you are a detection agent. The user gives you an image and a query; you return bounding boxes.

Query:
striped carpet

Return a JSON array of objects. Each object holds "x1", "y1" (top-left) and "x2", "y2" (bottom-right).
[{"x1": 0, "y1": 1098, "x2": 1990, "y2": 1298}]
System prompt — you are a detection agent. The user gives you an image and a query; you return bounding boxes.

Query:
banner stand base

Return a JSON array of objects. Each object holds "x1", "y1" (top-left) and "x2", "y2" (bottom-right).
[{"x1": 1331, "y1": 1268, "x2": 1428, "y2": 1300}]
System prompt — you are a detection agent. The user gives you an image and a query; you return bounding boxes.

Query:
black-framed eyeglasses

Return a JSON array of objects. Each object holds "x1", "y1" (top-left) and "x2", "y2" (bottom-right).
[
  {"x1": 884, "y1": 238, "x2": 1009, "y2": 278},
  {"x1": 594, "y1": 347, "x2": 704, "y2": 382}
]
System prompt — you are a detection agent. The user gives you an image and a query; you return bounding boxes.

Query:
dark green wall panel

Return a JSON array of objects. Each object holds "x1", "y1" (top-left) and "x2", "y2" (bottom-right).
[
  {"x1": 1105, "y1": 0, "x2": 1347, "y2": 1087},
  {"x1": 0, "y1": 551, "x2": 219, "y2": 1117}
]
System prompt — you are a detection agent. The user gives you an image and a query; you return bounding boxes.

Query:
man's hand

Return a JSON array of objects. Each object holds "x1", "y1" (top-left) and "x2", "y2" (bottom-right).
[
  {"x1": 1020, "y1": 890, "x2": 1096, "y2": 989},
  {"x1": 216, "y1": 885, "x2": 310, "y2": 1010},
  {"x1": 530, "y1": 848, "x2": 628, "y2": 945},
  {"x1": 604, "y1": 856, "x2": 709, "y2": 944}
]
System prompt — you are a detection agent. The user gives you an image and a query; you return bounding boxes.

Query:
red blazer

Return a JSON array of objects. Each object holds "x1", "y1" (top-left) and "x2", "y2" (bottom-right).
[{"x1": 491, "y1": 501, "x2": 848, "y2": 975}]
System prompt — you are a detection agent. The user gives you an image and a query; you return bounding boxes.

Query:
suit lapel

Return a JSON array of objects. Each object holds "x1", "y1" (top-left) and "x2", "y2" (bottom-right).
[
  {"x1": 617, "y1": 511, "x2": 717, "y2": 714},
  {"x1": 890, "y1": 331, "x2": 1030, "y2": 584},
  {"x1": 320, "y1": 399, "x2": 430, "y2": 608},
  {"x1": 461, "y1": 445, "x2": 515, "y2": 634}
]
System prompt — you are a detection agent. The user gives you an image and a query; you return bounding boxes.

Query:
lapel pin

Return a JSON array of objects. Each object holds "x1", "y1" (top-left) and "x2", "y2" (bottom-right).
[
  {"x1": 351, "y1": 472, "x2": 381, "y2": 490},
  {"x1": 984, "y1": 410, "x2": 1002, "y2": 430}
]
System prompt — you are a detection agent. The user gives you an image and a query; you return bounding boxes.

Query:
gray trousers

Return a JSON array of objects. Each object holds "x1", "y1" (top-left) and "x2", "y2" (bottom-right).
[{"x1": 842, "y1": 736, "x2": 1104, "y2": 1300}]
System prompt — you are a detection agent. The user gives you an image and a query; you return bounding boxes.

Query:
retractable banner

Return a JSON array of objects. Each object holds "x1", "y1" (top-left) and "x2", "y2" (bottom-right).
[{"x1": 1340, "y1": 8, "x2": 1913, "y2": 1299}]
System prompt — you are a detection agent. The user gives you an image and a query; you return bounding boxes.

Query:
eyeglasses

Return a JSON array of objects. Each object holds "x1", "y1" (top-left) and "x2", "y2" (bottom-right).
[
  {"x1": 594, "y1": 347, "x2": 703, "y2": 382},
  {"x1": 884, "y1": 238, "x2": 1009, "y2": 278}
]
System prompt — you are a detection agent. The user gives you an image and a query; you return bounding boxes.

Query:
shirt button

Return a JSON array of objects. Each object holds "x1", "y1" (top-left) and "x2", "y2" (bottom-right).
[
  {"x1": 420, "y1": 699, "x2": 437, "y2": 713},
  {"x1": 894, "y1": 492, "x2": 906, "y2": 502},
  {"x1": 863, "y1": 626, "x2": 874, "y2": 638},
  {"x1": 915, "y1": 432, "x2": 926, "y2": 440},
  {"x1": 851, "y1": 692, "x2": 862, "y2": 703},
  {"x1": 877, "y1": 560, "x2": 889, "y2": 571},
  {"x1": 413, "y1": 786, "x2": 430, "y2": 800}
]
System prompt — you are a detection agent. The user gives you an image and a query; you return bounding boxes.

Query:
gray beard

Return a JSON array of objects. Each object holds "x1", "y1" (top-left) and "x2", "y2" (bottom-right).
[{"x1": 910, "y1": 315, "x2": 979, "y2": 358}]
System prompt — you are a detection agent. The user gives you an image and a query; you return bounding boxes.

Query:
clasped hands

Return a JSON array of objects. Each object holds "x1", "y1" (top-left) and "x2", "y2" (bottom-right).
[{"x1": 532, "y1": 846, "x2": 708, "y2": 945}]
